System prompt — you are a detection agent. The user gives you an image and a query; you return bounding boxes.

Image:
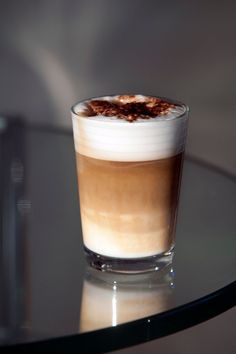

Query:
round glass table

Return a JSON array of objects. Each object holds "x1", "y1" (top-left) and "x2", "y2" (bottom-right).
[{"x1": 0, "y1": 120, "x2": 235, "y2": 353}]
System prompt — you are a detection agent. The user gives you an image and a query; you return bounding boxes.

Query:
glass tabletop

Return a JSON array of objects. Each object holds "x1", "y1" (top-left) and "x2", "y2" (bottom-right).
[{"x1": 0, "y1": 119, "x2": 235, "y2": 353}]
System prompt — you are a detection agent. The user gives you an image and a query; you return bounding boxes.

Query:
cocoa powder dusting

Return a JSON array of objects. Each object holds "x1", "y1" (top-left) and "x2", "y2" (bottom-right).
[{"x1": 86, "y1": 96, "x2": 177, "y2": 122}]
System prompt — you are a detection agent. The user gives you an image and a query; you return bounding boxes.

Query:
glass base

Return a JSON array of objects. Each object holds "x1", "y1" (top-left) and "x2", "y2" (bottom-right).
[{"x1": 84, "y1": 247, "x2": 174, "y2": 274}]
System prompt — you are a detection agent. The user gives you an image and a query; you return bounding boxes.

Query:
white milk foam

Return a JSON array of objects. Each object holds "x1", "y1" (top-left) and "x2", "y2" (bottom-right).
[{"x1": 72, "y1": 95, "x2": 188, "y2": 162}]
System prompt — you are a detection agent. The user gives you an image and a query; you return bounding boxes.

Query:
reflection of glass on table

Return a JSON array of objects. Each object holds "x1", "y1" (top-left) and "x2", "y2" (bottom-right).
[{"x1": 79, "y1": 265, "x2": 174, "y2": 332}]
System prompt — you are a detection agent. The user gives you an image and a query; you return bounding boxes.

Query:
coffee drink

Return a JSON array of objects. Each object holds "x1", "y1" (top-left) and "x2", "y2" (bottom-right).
[
  {"x1": 76, "y1": 152, "x2": 183, "y2": 258},
  {"x1": 71, "y1": 95, "x2": 188, "y2": 271}
]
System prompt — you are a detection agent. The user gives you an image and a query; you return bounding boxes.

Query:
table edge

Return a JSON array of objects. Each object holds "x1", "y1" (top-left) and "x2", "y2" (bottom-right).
[{"x1": 2, "y1": 281, "x2": 235, "y2": 353}]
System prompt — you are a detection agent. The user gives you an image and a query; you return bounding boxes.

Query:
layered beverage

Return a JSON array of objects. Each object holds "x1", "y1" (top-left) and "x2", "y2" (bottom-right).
[{"x1": 71, "y1": 94, "x2": 188, "y2": 272}]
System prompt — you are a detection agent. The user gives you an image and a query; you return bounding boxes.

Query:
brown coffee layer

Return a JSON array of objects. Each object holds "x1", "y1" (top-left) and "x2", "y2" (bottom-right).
[{"x1": 76, "y1": 153, "x2": 183, "y2": 258}]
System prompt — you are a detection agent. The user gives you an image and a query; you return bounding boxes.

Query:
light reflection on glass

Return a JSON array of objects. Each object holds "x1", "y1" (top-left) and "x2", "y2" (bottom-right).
[
  {"x1": 17, "y1": 199, "x2": 31, "y2": 215},
  {"x1": 11, "y1": 159, "x2": 24, "y2": 183},
  {"x1": 112, "y1": 291, "x2": 117, "y2": 327},
  {"x1": 79, "y1": 265, "x2": 174, "y2": 333}
]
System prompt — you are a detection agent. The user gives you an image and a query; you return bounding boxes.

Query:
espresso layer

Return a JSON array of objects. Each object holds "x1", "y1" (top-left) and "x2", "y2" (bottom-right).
[{"x1": 77, "y1": 153, "x2": 183, "y2": 258}]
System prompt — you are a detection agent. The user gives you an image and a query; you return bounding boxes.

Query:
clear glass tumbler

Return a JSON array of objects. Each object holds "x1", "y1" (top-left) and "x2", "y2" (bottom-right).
[{"x1": 71, "y1": 94, "x2": 189, "y2": 273}]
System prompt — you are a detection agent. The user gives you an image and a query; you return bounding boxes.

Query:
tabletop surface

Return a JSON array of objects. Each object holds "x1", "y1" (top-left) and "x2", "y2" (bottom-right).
[{"x1": 0, "y1": 120, "x2": 235, "y2": 353}]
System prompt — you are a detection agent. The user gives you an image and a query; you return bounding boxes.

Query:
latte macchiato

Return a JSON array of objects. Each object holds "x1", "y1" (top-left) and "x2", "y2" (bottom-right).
[{"x1": 71, "y1": 95, "x2": 188, "y2": 272}]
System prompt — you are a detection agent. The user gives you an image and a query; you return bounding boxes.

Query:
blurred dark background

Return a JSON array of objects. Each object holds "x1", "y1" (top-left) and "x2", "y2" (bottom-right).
[
  {"x1": 0, "y1": 0, "x2": 235, "y2": 174},
  {"x1": 0, "y1": 1, "x2": 235, "y2": 353}
]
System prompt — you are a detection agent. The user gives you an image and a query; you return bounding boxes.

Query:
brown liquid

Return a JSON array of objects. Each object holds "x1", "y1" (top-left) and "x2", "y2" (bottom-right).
[{"x1": 76, "y1": 153, "x2": 183, "y2": 258}]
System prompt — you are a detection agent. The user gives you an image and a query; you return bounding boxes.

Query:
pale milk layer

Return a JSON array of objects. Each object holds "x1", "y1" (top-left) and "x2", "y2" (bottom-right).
[
  {"x1": 81, "y1": 209, "x2": 173, "y2": 258},
  {"x1": 72, "y1": 95, "x2": 188, "y2": 162}
]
